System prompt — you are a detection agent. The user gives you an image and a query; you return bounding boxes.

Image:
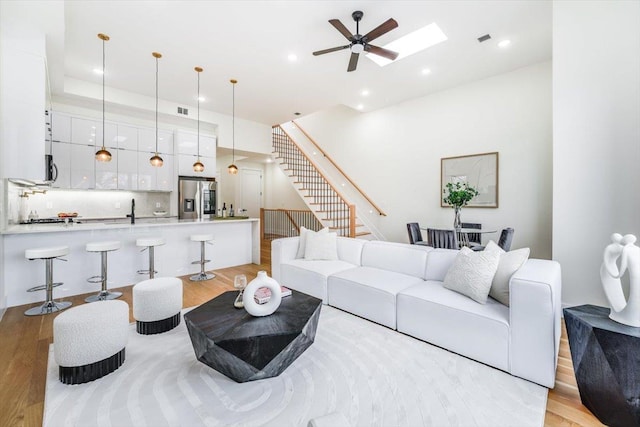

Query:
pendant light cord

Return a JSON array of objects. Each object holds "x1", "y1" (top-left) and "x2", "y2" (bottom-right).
[
  {"x1": 155, "y1": 56, "x2": 159, "y2": 155},
  {"x1": 102, "y1": 37, "x2": 105, "y2": 150},
  {"x1": 197, "y1": 70, "x2": 200, "y2": 160},
  {"x1": 232, "y1": 81, "x2": 235, "y2": 163}
]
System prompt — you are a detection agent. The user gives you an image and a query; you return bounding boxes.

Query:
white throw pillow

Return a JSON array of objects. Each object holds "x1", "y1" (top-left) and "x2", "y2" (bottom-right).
[
  {"x1": 304, "y1": 230, "x2": 338, "y2": 260},
  {"x1": 296, "y1": 227, "x2": 328, "y2": 259},
  {"x1": 487, "y1": 240, "x2": 530, "y2": 306},
  {"x1": 443, "y1": 243, "x2": 502, "y2": 304}
]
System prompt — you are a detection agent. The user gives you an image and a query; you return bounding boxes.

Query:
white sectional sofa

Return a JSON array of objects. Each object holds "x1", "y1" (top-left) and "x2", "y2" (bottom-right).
[{"x1": 272, "y1": 236, "x2": 562, "y2": 388}]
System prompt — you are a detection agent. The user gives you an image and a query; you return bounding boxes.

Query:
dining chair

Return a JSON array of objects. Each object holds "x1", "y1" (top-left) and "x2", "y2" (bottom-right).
[
  {"x1": 426, "y1": 228, "x2": 459, "y2": 249},
  {"x1": 406, "y1": 223, "x2": 430, "y2": 246},
  {"x1": 460, "y1": 222, "x2": 481, "y2": 245},
  {"x1": 498, "y1": 228, "x2": 515, "y2": 251},
  {"x1": 472, "y1": 227, "x2": 515, "y2": 252}
]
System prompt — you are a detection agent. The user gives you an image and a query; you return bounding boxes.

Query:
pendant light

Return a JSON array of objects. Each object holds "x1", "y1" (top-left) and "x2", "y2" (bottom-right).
[
  {"x1": 95, "y1": 33, "x2": 112, "y2": 162},
  {"x1": 227, "y1": 79, "x2": 238, "y2": 175},
  {"x1": 192, "y1": 66, "x2": 204, "y2": 172},
  {"x1": 149, "y1": 52, "x2": 164, "y2": 167}
]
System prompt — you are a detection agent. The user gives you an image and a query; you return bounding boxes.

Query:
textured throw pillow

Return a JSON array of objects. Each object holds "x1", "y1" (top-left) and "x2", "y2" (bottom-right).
[
  {"x1": 443, "y1": 243, "x2": 502, "y2": 304},
  {"x1": 487, "y1": 240, "x2": 530, "y2": 306},
  {"x1": 296, "y1": 227, "x2": 328, "y2": 259},
  {"x1": 304, "y1": 230, "x2": 338, "y2": 260}
]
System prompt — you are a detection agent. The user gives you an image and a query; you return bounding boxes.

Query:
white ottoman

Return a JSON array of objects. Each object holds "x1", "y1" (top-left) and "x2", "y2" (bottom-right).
[
  {"x1": 53, "y1": 300, "x2": 129, "y2": 384},
  {"x1": 133, "y1": 277, "x2": 183, "y2": 335}
]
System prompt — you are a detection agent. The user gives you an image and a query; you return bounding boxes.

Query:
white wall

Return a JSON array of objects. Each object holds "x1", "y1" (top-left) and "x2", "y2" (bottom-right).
[
  {"x1": 297, "y1": 62, "x2": 553, "y2": 258},
  {"x1": 553, "y1": 1, "x2": 640, "y2": 306},
  {"x1": 264, "y1": 162, "x2": 308, "y2": 210}
]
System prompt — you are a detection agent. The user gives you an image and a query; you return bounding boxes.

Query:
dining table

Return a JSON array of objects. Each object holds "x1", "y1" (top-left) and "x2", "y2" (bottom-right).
[{"x1": 420, "y1": 227, "x2": 497, "y2": 248}]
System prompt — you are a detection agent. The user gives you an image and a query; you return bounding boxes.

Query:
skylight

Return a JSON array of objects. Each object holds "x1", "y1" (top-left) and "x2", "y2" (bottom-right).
[{"x1": 367, "y1": 23, "x2": 447, "y2": 67}]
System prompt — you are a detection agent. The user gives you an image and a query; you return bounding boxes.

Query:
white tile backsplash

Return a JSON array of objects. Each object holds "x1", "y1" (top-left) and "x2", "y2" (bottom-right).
[{"x1": 6, "y1": 182, "x2": 171, "y2": 223}]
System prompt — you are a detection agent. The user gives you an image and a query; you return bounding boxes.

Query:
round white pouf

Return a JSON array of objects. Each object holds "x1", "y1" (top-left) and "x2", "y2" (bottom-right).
[
  {"x1": 53, "y1": 299, "x2": 129, "y2": 384},
  {"x1": 243, "y1": 271, "x2": 282, "y2": 317},
  {"x1": 133, "y1": 277, "x2": 183, "y2": 335}
]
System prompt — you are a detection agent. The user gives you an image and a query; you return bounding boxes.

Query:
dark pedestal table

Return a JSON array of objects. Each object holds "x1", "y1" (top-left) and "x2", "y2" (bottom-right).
[
  {"x1": 185, "y1": 290, "x2": 322, "y2": 383},
  {"x1": 564, "y1": 304, "x2": 640, "y2": 427}
]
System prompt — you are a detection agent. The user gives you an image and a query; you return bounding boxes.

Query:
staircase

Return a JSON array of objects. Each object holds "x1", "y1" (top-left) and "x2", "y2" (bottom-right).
[{"x1": 272, "y1": 124, "x2": 375, "y2": 239}]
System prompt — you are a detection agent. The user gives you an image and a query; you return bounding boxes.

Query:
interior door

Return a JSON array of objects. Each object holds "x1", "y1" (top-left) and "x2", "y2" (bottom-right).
[{"x1": 239, "y1": 168, "x2": 262, "y2": 218}]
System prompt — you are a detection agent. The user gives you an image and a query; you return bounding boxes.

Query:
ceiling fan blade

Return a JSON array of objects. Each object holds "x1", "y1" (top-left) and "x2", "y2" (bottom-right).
[
  {"x1": 363, "y1": 18, "x2": 398, "y2": 43},
  {"x1": 347, "y1": 52, "x2": 359, "y2": 72},
  {"x1": 313, "y1": 45, "x2": 351, "y2": 56},
  {"x1": 329, "y1": 19, "x2": 354, "y2": 41},
  {"x1": 365, "y1": 44, "x2": 399, "y2": 61}
]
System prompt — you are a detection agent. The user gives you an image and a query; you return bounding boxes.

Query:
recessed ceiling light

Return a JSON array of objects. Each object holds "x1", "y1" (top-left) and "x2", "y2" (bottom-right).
[
  {"x1": 197, "y1": 96, "x2": 206, "y2": 102},
  {"x1": 361, "y1": 89, "x2": 370, "y2": 96},
  {"x1": 356, "y1": 104, "x2": 364, "y2": 110},
  {"x1": 421, "y1": 68, "x2": 432, "y2": 75},
  {"x1": 367, "y1": 23, "x2": 448, "y2": 67},
  {"x1": 266, "y1": 158, "x2": 272, "y2": 163},
  {"x1": 287, "y1": 53, "x2": 298, "y2": 62},
  {"x1": 498, "y1": 40, "x2": 511, "y2": 48},
  {"x1": 93, "y1": 68, "x2": 104, "y2": 75}
]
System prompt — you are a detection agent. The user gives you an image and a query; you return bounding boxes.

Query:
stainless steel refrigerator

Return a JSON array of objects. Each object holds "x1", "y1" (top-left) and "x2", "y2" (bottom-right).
[{"x1": 178, "y1": 176, "x2": 217, "y2": 220}]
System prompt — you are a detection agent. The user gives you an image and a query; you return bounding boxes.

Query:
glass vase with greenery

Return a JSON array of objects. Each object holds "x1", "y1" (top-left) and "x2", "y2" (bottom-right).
[{"x1": 443, "y1": 182, "x2": 479, "y2": 229}]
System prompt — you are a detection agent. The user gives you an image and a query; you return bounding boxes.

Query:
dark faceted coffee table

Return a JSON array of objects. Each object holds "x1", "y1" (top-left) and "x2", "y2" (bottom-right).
[{"x1": 184, "y1": 290, "x2": 322, "y2": 382}]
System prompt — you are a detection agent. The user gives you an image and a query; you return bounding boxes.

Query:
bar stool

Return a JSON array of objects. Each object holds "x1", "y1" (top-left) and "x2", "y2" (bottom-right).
[
  {"x1": 190, "y1": 234, "x2": 215, "y2": 281},
  {"x1": 85, "y1": 241, "x2": 122, "y2": 302},
  {"x1": 24, "y1": 246, "x2": 71, "y2": 316},
  {"x1": 136, "y1": 237, "x2": 165, "y2": 279}
]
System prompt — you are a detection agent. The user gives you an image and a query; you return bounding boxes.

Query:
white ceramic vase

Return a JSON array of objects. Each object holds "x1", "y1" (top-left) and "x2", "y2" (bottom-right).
[
  {"x1": 601, "y1": 233, "x2": 640, "y2": 327},
  {"x1": 243, "y1": 271, "x2": 282, "y2": 317}
]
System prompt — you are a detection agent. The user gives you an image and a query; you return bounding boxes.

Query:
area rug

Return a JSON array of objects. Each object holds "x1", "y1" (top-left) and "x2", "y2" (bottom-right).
[{"x1": 44, "y1": 306, "x2": 547, "y2": 426}]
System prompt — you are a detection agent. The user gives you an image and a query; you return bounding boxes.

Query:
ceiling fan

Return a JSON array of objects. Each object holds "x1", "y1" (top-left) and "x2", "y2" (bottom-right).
[{"x1": 313, "y1": 10, "x2": 399, "y2": 72}]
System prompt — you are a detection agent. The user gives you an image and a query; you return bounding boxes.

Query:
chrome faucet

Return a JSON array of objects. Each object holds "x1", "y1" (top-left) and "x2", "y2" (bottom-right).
[{"x1": 126, "y1": 199, "x2": 135, "y2": 224}]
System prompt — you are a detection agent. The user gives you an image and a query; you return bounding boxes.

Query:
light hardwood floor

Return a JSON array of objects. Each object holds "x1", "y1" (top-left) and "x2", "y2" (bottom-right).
[{"x1": 0, "y1": 240, "x2": 602, "y2": 426}]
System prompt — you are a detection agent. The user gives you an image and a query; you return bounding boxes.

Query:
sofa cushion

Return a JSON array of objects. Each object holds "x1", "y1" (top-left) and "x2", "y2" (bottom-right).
[
  {"x1": 328, "y1": 266, "x2": 425, "y2": 329},
  {"x1": 336, "y1": 237, "x2": 366, "y2": 266},
  {"x1": 296, "y1": 227, "x2": 328, "y2": 259},
  {"x1": 443, "y1": 245, "x2": 501, "y2": 304},
  {"x1": 305, "y1": 230, "x2": 338, "y2": 260},
  {"x1": 424, "y1": 249, "x2": 459, "y2": 281},
  {"x1": 361, "y1": 241, "x2": 431, "y2": 279},
  {"x1": 397, "y1": 281, "x2": 510, "y2": 372},
  {"x1": 280, "y1": 259, "x2": 357, "y2": 303},
  {"x1": 489, "y1": 242, "x2": 530, "y2": 306}
]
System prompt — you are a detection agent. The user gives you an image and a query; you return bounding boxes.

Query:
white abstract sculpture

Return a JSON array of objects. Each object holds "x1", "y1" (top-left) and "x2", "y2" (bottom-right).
[
  {"x1": 601, "y1": 233, "x2": 640, "y2": 327},
  {"x1": 243, "y1": 271, "x2": 282, "y2": 317}
]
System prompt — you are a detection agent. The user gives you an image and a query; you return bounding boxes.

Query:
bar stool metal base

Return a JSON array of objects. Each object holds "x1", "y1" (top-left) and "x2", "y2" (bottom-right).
[
  {"x1": 25, "y1": 300, "x2": 72, "y2": 316},
  {"x1": 85, "y1": 290, "x2": 122, "y2": 303},
  {"x1": 190, "y1": 272, "x2": 215, "y2": 281}
]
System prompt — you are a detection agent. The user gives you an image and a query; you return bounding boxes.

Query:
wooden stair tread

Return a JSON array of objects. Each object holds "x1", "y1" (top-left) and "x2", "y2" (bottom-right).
[{"x1": 356, "y1": 231, "x2": 371, "y2": 237}]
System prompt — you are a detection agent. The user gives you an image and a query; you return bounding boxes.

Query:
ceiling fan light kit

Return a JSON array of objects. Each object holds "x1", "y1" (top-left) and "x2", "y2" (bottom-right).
[{"x1": 313, "y1": 10, "x2": 399, "y2": 72}]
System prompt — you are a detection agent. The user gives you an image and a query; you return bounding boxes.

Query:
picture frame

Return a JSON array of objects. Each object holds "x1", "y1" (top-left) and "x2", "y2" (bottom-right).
[{"x1": 441, "y1": 152, "x2": 499, "y2": 208}]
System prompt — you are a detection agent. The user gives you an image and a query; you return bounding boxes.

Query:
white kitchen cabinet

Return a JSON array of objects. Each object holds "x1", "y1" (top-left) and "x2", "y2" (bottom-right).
[
  {"x1": 51, "y1": 112, "x2": 71, "y2": 143},
  {"x1": 117, "y1": 125, "x2": 138, "y2": 150},
  {"x1": 139, "y1": 128, "x2": 174, "y2": 154},
  {"x1": 0, "y1": 38, "x2": 46, "y2": 180},
  {"x1": 95, "y1": 149, "x2": 118, "y2": 189},
  {"x1": 156, "y1": 154, "x2": 174, "y2": 191},
  {"x1": 51, "y1": 142, "x2": 71, "y2": 189},
  {"x1": 178, "y1": 154, "x2": 215, "y2": 178},
  {"x1": 200, "y1": 135, "x2": 216, "y2": 157},
  {"x1": 71, "y1": 117, "x2": 117, "y2": 149},
  {"x1": 176, "y1": 130, "x2": 198, "y2": 155},
  {"x1": 117, "y1": 149, "x2": 138, "y2": 190},
  {"x1": 70, "y1": 145, "x2": 96, "y2": 189},
  {"x1": 137, "y1": 152, "x2": 156, "y2": 191}
]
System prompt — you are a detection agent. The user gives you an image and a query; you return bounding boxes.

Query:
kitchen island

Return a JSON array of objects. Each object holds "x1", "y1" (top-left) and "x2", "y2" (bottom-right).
[{"x1": 1, "y1": 217, "x2": 260, "y2": 308}]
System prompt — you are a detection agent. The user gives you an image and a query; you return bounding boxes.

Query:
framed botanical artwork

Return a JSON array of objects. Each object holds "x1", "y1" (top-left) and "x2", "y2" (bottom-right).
[{"x1": 441, "y1": 152, "x2": 499, "y2": 208}]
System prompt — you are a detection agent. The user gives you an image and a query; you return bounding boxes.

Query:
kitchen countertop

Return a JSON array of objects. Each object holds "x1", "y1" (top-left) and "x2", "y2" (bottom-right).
[{"x1": 1, "y1": 216, "x2": 258, "y2": 235}]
